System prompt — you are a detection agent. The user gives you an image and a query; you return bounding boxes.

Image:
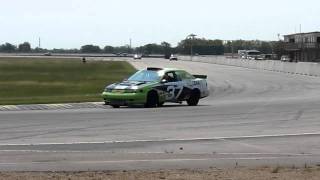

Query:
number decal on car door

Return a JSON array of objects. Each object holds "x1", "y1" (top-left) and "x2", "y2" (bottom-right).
[
  {"x1": 166, "y1": 86, "x2": 175, "y2": 100},
  {"x1": 166, "y1": 84, "x2": 184, "y2": 100}
]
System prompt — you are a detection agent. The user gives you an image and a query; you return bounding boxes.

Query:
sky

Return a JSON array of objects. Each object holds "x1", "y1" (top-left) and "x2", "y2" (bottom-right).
[{"x1": 0, "y1": 0, "x2": 319, "y2": 49}]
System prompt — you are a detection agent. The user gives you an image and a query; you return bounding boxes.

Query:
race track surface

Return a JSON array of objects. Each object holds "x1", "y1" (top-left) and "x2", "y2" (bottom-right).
[{"x1": 1, "y1": 58, "x2": 320, "y2": 171}]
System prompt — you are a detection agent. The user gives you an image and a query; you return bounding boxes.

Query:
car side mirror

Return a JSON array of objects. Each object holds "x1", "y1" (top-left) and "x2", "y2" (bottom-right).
[{"x1": 161, "y1": 79, "x2": 167, "y2": 83}]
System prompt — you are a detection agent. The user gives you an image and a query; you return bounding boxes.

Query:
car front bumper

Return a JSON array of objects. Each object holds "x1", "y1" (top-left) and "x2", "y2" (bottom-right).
[{"x1": 102, "y1": 92, "x2": 146, "y2": 106}]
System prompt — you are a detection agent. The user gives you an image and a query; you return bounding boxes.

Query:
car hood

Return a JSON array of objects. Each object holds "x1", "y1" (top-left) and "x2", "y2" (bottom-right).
[{"x1": 106, "y1": 81, "x2": 157, "y2": 90}]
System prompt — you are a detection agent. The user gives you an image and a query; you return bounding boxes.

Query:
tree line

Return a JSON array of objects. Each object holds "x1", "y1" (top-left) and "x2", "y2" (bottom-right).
[
  {"x1": 78, "y1": 39, "x2": 284, "y2": 56},
  {"x1": 0, "y1": 39, "x2": 285, "y2": 57},
  {"x1": 0, "y1": 42, "x2": 32, "y2": 52}
]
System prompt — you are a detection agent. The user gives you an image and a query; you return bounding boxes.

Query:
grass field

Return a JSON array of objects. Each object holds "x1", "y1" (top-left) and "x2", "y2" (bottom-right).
[{"x1": 0, "y1": 57, "x2": 136, "y2": 105}]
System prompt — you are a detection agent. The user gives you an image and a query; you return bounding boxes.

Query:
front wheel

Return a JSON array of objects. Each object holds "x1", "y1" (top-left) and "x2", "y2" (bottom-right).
[
  {"x1": 187, "y1": 90, "x2": 200, "y2": 106},
  {"x1": 145, "y1": 91, "x2": 159, "y2": 108}
]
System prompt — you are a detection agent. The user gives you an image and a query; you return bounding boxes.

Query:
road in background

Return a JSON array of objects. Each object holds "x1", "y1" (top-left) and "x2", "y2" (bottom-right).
[{"x1": 0, "y1": 58, "x2": 320, "y2": 171}]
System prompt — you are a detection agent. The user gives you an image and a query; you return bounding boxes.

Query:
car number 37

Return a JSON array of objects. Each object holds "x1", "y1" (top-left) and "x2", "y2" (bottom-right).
[{"x1": 166, "y1": 85, "x2": 183, "y2": 100}]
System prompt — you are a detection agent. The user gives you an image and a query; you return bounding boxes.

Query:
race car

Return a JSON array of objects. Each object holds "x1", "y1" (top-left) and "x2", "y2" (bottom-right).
[{"x1": 102, "y1": 67, "x2": 209, "y2": 108}]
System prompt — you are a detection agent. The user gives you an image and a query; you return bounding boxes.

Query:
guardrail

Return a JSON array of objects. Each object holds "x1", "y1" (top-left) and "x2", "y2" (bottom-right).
[{"x1": 178, "y1": 55, "x2": 320, "y2": 77}]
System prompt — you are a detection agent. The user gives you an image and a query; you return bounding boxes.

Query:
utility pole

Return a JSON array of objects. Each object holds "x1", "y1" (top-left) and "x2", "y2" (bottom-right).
[
  {"x1": 299, "y1": 24, "x2": 302, "y2": 34},
  {"x1": 38, "y1": 37, "x2": 41, "y2": 49},
  {"x1": 231, "y1": 40, "x2": 234, "y2": 58},
  {"x1": 300, "y1": 24, "x2": 303, "y2": 62},
  {"x1": 186, "y1": 34, "x2": 197, "y2": 60}
]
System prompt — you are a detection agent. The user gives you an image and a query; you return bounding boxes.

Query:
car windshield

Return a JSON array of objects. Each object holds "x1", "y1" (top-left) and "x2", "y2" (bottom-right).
[{"x1": 128, "y1": 70, "x2": 161, "y2": 82}]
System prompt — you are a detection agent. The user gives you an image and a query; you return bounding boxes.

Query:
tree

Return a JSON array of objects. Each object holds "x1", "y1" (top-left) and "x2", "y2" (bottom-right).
[
  {"x1": 176, "y1": 38, "x2": 224, "y2": 55},
  {"x1": 18, "y1": 42, "x2": 31, "y2": 52},
  {"x1": 33, "y1": 47, "x2": 48, "y2": 53},
  {"x1": 103, "y1": 45, "x2": 115, "y2": 53},
  {"x1": 161, "y1": 41, "x2": 172, "y2": 58},
  {"x1": 80, "y1": 44, "x2": 101, "y2": 53},
  {"x1": 273, "y1": 41, "x2": 286, "y2": 60},
  {"x1": 138, "y1": 43, "x2": 163, "y2": 54},
  {"x1": 0, "y1": 43, "x2": 16, "y2": 52},
  {"x1": 161, "y1": 41, "x2": 171, "y2": 49},
  {"x1": 257, "y1": 41, "x2": 272, "y2": 54},
  {"x1": 114, "y1": 46, "x2": 131, "y2": 53}
]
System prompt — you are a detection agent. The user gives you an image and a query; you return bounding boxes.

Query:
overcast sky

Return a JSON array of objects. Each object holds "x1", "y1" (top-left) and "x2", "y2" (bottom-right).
[{"x1": 0, "y1": 0, "x2": 319, "y2": 49}]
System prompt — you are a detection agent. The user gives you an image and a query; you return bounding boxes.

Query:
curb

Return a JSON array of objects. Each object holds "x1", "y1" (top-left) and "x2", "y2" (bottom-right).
[{"x1": 0, "y1": 102, "x2": 106, "y2": 112}]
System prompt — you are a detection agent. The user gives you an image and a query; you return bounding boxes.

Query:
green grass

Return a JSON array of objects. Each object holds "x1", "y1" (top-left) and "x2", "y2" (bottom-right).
[{"x1": 0, "y1": 57, "x2": 136, "y2": 105}]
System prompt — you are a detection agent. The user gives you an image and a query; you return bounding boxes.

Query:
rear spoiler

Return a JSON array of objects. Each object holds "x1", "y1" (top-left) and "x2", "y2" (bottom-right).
[{"x1": 193, "y1": 74, "x2": 207, "y2": 79}]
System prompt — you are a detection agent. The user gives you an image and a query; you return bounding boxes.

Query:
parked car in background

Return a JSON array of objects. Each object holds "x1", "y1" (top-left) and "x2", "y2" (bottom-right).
[
  {"x1": 281, "y1": 55, "x2": 291, "y2": 62},
  {"x1": 263, "y1": 54, "x2": 277, "y2": 60},
  {"x1": 121, "y1": 53, "x2": 128, "y2": 57},
  {"x1": 246, "y1": 50, "x2": 261, "y2": 60},
  {"x1": 116, "y1": 53, "x2": 128, "y2": 57},
  {"x1": 133, "y1": 54, "x2": 142, "y2": 60},
  {"x1": 169, "y1": 54, "x2": 178, "y2": 61}
]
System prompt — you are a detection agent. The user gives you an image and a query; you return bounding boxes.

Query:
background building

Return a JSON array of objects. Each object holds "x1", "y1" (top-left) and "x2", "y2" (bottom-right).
[{"x1": 284, "y1": 32, "x2": 320, "y2": 62}]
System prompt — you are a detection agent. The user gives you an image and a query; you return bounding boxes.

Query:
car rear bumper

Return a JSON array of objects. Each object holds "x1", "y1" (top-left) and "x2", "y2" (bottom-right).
[{"x1": 201, "y1": 89, "x2": 210, "y2": 98}]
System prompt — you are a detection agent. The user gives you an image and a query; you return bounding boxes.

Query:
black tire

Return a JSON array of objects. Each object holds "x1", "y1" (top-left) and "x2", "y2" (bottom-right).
[
  {"x1": 187, "y1": 89, "x2": 200, "y2": 106},
  {"x1": 145, "y1": 91, "x2": 159, "y2": 108},
  {"x1": 111, "y1": 105, "x2": 120, "y2": 108}
]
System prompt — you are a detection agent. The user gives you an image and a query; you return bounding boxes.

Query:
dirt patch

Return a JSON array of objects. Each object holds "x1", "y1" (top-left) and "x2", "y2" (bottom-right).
[{"x1": 1, "y1": 166, "x2": 320, "y2": 180}]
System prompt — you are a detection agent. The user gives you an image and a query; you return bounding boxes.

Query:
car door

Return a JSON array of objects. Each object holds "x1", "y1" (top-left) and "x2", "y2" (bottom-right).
[
  {"x1": 174, "y1": 70, "x2": 194, "y2": 100},
  {"x1": 163, "y1": 71, "x2": 184, "y2": 101}
]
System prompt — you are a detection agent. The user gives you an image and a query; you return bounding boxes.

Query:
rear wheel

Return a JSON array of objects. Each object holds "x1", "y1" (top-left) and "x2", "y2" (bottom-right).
[
  {"x1": 158, "y1": 102, "x2": 164, "y2": 107},
  {"x1": 187, "y1": 89, "x2": 200, "y2": 106},
  {"x1": 145, "y1": 91, "x2": 159, "y2": 108}
]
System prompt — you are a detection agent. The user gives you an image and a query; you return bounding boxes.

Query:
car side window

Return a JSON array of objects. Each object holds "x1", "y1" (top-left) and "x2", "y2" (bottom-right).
[
  {"x1": 176, "y1": 71, "x2": 194, "y2": 80},
  {"x1": 163, "y1": 71, "x2": 179, "y2": 82},
  {"x1": 184, "y1": 72, "x2": 195, "y2": 79}
]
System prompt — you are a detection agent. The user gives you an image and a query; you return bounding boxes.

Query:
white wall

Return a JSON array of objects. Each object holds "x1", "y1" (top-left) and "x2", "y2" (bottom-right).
[{"x1": 178, "y1": 55, "x2": 320, "y2": 77}]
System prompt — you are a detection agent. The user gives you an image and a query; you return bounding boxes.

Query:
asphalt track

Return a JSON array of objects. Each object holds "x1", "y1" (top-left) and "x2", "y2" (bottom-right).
[{"x1": 1, "y1": 58, "x2": 320, "y2": 171}]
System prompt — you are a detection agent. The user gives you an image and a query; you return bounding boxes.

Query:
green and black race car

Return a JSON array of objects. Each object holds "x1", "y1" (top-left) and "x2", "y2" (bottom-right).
[{"x1": 102, "y1": 67, "x2": 209, "y2": 108}]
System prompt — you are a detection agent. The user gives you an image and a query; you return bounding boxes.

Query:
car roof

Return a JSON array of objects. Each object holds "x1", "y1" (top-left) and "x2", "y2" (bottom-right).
[{"x1": 146, "y1": 67, "x2": 183, "y2": 73}]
